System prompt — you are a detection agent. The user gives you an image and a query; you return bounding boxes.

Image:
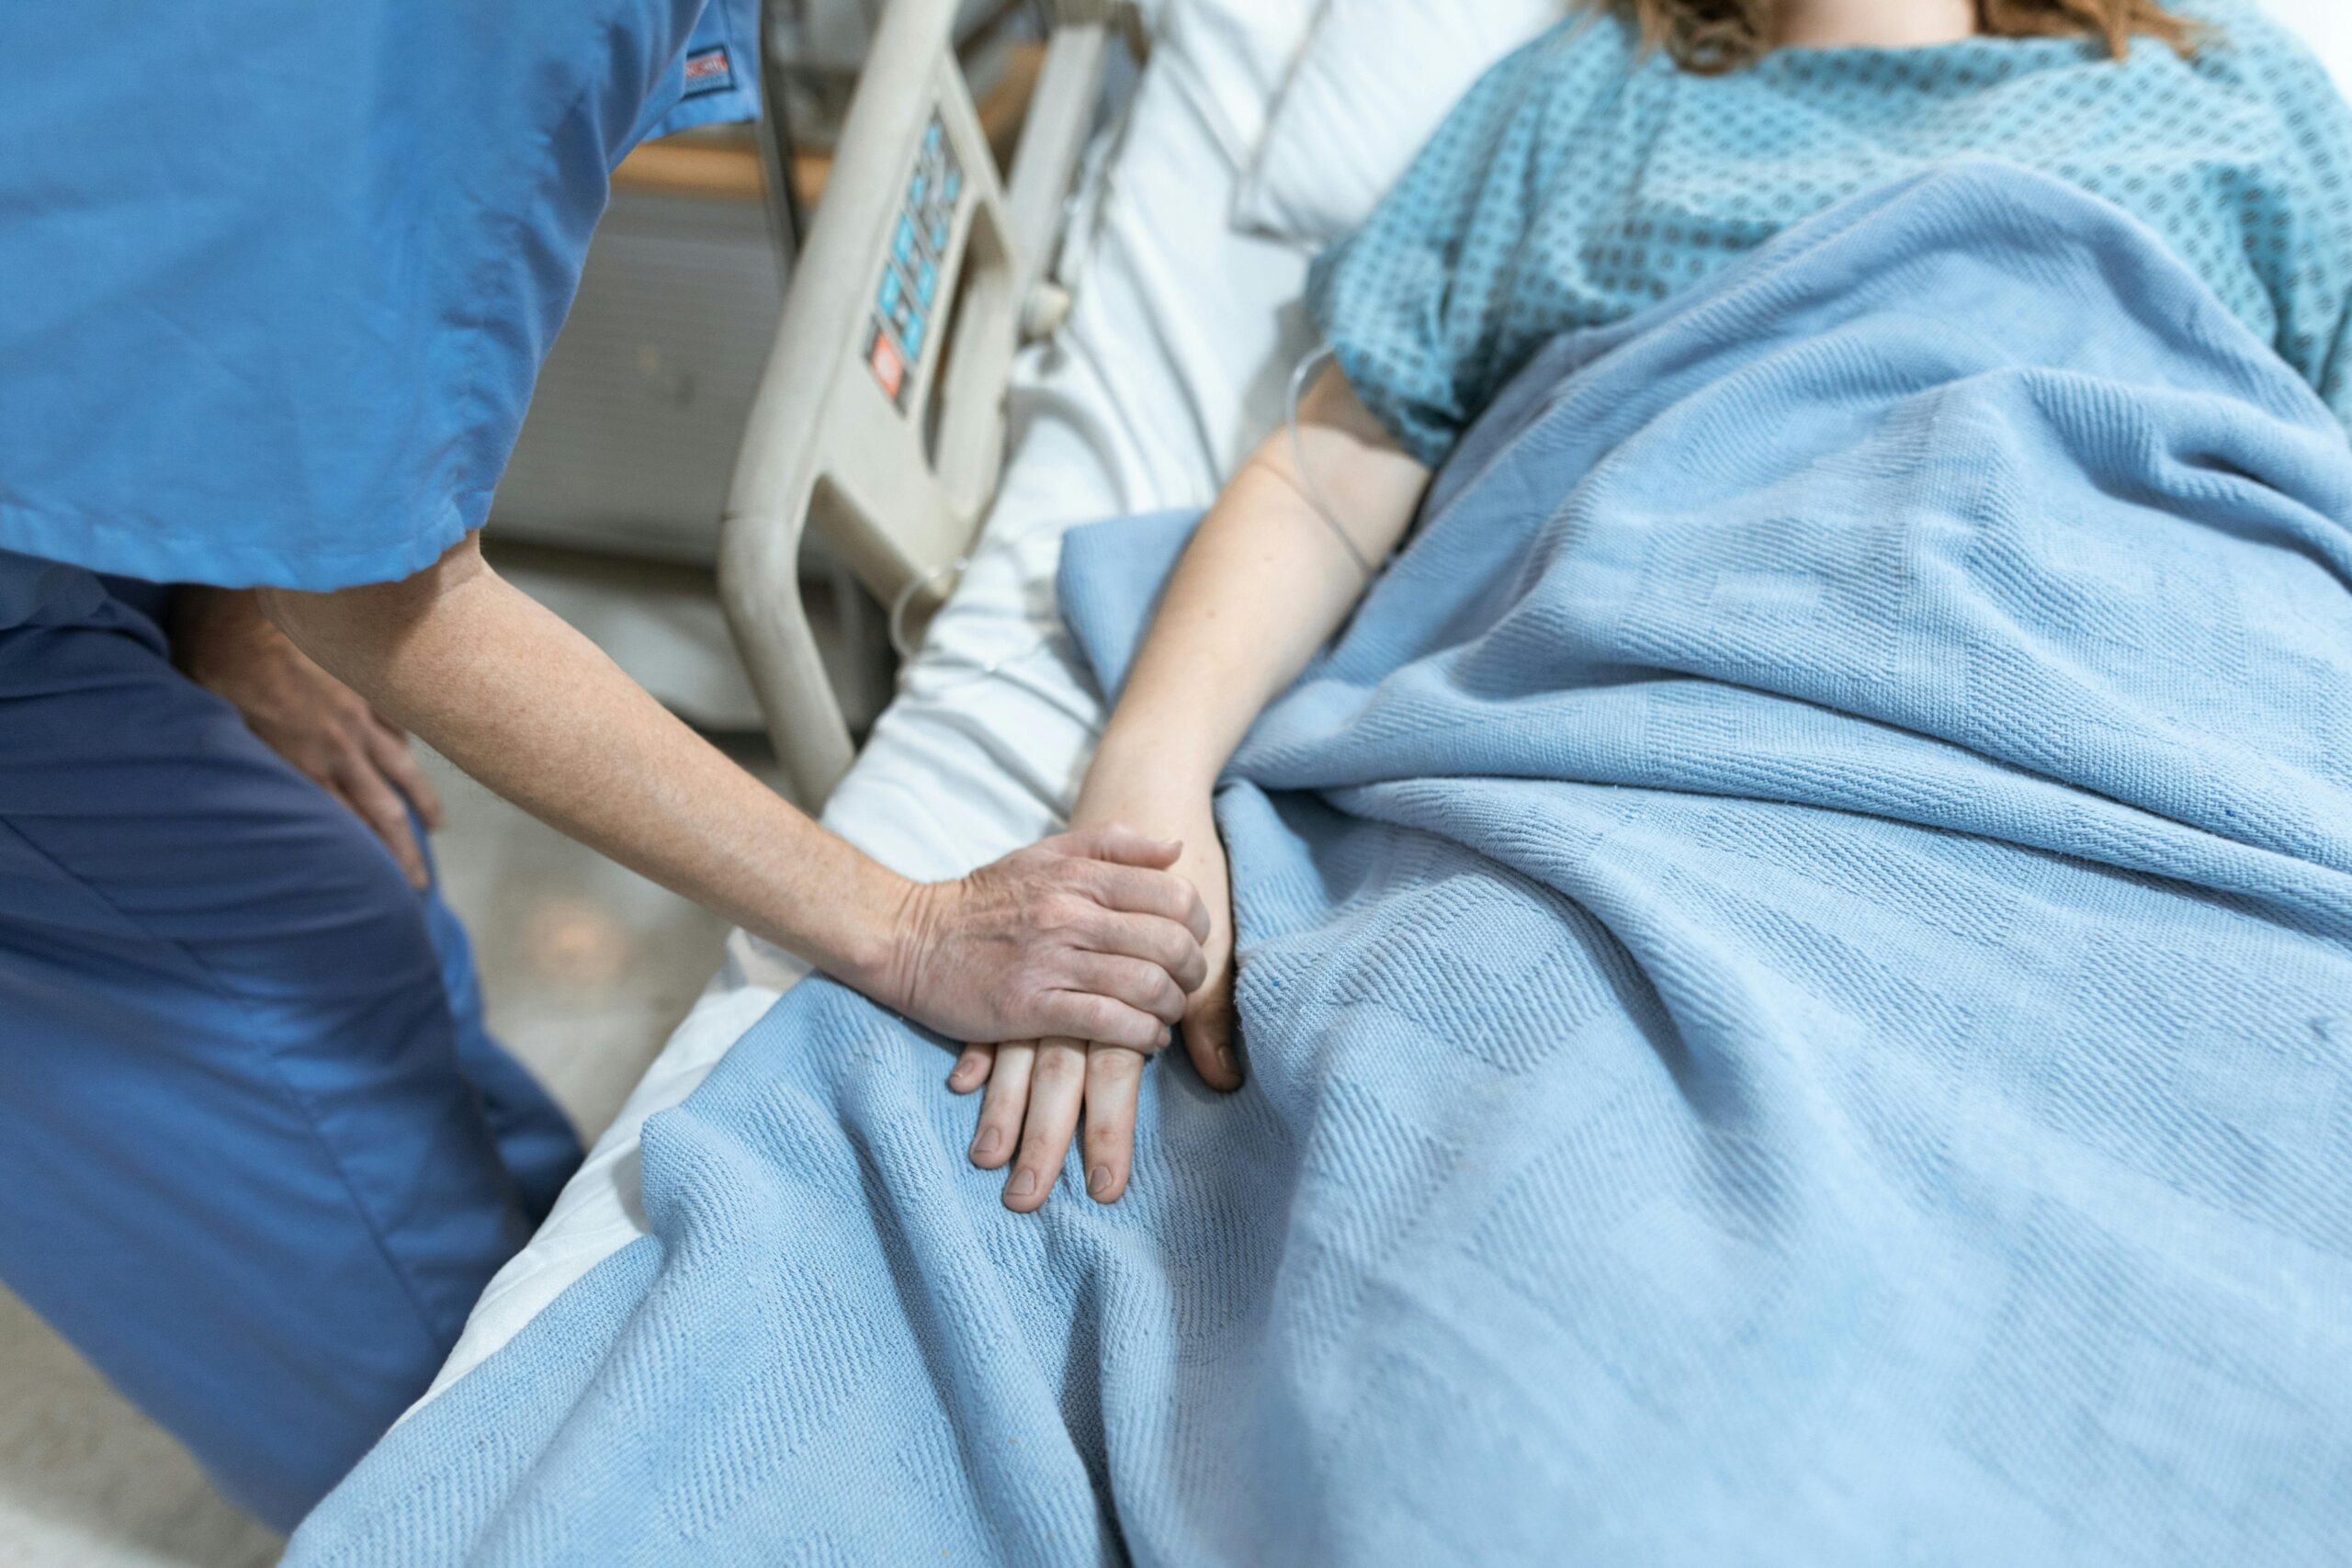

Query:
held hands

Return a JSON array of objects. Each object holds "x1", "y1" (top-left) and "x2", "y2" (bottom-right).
[
  {"x1": 947, "y1": 793, "x2": 1241, "y2": 1212},
  {"x1": 868, "y1": 827, "x2": 1213, "y2": 1053},
  {"x1": 175, "y1": 588, "x2": 444, "y2": 886}
]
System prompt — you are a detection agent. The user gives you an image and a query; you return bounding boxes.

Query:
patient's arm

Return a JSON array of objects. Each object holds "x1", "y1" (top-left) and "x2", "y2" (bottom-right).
[{"x1": 954, "y1": 366, "x2": 1433, "y2": 1210}]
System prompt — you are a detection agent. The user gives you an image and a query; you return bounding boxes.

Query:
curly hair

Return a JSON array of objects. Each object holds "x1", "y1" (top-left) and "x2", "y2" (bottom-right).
[{"x1": 1589, "y1": 1, "x2": 2201, "y2": 74}]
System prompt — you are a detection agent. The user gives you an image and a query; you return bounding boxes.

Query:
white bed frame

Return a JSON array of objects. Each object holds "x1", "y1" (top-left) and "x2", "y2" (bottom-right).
[{"x1": 722, "y1": 0, "x2": 1144, "y2": 806}]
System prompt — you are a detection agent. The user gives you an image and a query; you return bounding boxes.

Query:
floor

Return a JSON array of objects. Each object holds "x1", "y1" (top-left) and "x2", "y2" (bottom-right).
[{"x1": 0, "y1": 732, "x2": 763, "y2": 1566}]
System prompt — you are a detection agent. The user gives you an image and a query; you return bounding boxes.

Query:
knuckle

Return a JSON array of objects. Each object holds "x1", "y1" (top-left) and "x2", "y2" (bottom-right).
[
  {"x1": 1035, "y1": 895, "x2": 1088, "y2": 936},
  {"x1": 1141, "y1": 975, "x2": 1179, "y2": 1021},
  {"x1": 1097, "y1": 1008, "x2": 1151, "y2": 1050},
  {"x1": 1099, "y1": 1044, "x2": 1148, "y2": 1081},
  {"x1": 1129, "y1": 870, "x2": 1181, "y2": 917},
  {"x1": 1159, "y1": 924, "x2": 1200, "y2": 968}
]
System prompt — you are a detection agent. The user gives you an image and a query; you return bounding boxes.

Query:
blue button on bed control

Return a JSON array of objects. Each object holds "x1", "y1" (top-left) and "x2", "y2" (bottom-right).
[
  {"x1": 930, "y1": 218, "x2": 949, "y2": 254},
  {"x1": 915, "y1": 260, "x2": 937, "y2": 307},
  {"x1": 894, "y1": 217, "x2": 916, "y2": 265},
  {"x1": 879, "y1": 268, "x2": 902, "y2": 315},
  {"x1": 943, "y1": 168, "x2": 961, "y2": 204},
  {"x1": 910, "y1": 172, "x2": 927, "y2": 207},
  {"x1": 903, "y1": 312, "x2": 925, "y2": 360}
]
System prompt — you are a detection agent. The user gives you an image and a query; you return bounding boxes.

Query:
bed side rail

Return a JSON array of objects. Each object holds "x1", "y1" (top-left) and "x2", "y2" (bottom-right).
[{"x1": 720, "y1": 0, "x2": 1133, "y2": 807}]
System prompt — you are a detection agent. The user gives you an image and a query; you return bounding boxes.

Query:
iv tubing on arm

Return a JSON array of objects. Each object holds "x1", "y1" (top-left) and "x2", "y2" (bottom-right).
[{"x1": 1092, "y1": 363, "x2": 1428, "y2": 815}]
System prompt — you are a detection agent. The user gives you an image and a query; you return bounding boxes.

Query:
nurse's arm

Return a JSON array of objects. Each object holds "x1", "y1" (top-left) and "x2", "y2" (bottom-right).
[{"x1": 259, "y1": 536, "x2": 1212, "y2": 1052}]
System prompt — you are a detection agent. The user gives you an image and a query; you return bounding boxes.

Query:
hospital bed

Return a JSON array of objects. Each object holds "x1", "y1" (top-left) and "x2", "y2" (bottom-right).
[
  {"x1": 417, "y1": 0, "x2": 2352, "y2": 1409},
  {"x1": 417, "y1": 0, "x2": 1315, "y2": 1403}
]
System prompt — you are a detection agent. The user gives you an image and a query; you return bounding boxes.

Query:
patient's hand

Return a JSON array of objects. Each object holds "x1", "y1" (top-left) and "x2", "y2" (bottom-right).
[{"x1": 949, "y1": 793, "x2": 1242, "y2": 1211}]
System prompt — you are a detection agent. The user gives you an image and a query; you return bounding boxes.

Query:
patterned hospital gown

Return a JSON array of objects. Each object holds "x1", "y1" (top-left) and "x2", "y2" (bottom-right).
[{"x1": 1307, "y1": 0, "x2": 2352, "y2": 466}]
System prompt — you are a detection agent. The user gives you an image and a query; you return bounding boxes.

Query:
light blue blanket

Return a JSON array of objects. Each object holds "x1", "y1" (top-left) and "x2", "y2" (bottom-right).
[{"x1": 288, "y1": 166, "x2": 2352, "y2": 1566}]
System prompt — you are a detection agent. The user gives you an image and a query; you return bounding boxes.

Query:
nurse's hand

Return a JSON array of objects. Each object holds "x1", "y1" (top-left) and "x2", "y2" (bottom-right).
[
  {"x1": 174, "y1": 587, "x2": 444, "y2": 888},
  {"x1": 869, "y1": 827, "x2": 1211, "y2": 1053}
]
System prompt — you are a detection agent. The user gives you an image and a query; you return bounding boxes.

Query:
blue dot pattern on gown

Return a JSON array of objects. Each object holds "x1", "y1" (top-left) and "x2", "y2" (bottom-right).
[{"x1": 1307, "y1": 0, "x2": 2352, "y2": 468}]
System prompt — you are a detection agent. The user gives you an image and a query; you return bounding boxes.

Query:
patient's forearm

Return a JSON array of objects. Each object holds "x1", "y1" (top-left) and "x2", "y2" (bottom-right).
[{"x1": 1088, "y1": 368, "x2": 1430, "y2": 796}]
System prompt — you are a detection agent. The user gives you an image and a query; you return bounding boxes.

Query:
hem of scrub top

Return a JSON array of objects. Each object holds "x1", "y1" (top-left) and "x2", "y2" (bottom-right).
[{"x1": 0, "y1": 500, "x2": 473, "y2": 594}]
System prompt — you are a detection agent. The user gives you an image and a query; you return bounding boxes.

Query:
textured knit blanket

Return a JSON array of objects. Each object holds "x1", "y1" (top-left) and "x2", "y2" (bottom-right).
[{"x1": 289, "y1": 166, "x2": 2352, "y2": 1566}]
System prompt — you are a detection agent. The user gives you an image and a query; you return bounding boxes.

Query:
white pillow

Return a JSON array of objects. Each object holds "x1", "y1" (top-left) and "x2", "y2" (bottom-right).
[
  {"x1": 1233, "y1": 0, "x2": 2352, "y2": 251},
  {"x1": 1232, "y1": 0, "x2": 1571, "y2": 247},
  {"x1": 1158, "y1": 0, "x2": 1324, "y2": 170}
]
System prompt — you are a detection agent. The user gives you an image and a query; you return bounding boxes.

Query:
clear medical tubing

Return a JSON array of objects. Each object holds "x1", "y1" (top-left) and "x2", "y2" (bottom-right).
[{"x1": 1286, "y1": 344, "x2": 1378, "y2": 583}]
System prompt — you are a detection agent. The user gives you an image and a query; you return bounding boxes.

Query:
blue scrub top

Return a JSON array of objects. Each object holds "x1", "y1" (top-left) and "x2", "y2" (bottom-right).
[{"x1": 0, "y1": 0, "x2": 759, "y2": 622}]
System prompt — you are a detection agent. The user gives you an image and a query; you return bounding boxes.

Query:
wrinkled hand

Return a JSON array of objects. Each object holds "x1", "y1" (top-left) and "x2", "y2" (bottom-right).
[
  {"x1": 174, "y1": 588, "x2": 443, "y2": 886},
  {"x1": 949, "y1": 795, "x2": 1240, "y2": 1212},
  {"x1": 877, "y1": 826, "x2": 1212, "y2": 1052}
]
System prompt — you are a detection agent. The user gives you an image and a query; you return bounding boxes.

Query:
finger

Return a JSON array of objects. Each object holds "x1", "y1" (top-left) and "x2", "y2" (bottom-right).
[
  {"x1": 1081, "y1": 908, "x2": 1209, "y2": 995},
  {"x1": 947, "y1": 1043, "x2": 996, "y2": 1094},
  {"x1": 1063, "y1": 951, "x2": 1187, "y2": 1031},
  {"x1": 337, "y1": 755, "x2": 430, "y2": 889},
  {"x1": 368, "y1": 720, "x2": 445, "y2": 830},
  {"x1": 1182, "y1": 977, "x2": 1244, "y2": 1092},
  {"x1": 1049, "y1": 823, "x2": 1182, "y2": 871},
  {"x1": 1084, "y1": 862, "x2": 1214, "y2": 945},
  {"x1": 322, "y1": 779, "x2": 363, "y2": 821},
  {"x1": 1038, "y1": 991, "x2": 1170, "y2": 1054},
  {"x1": 970, "y1": 1043, "x2": 1034, "y2": 1169},
  {"x1": 1081, "y1": 1047, "x2": 1148, "y2": 1204},
  {"x1": 1004, "y1": 1039, "x2": 1086, "y2": 1213}
]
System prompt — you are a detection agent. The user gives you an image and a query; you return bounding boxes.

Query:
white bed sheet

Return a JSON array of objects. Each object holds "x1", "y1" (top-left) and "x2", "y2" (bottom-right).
[{"x1": 417, "y1": 5, "x2": 1317, "y2": 1406}]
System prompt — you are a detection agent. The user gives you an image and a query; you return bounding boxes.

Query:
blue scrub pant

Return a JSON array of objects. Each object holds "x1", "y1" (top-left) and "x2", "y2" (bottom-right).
[{"x1": 0, "y1": 583, "x2": 582, "y2": 1530}]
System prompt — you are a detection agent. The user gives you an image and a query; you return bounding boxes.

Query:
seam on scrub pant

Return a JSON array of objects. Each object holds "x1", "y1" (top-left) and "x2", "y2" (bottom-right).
[{"x1": 0, "y1": 797, "x2": 460, "y2": 1348}]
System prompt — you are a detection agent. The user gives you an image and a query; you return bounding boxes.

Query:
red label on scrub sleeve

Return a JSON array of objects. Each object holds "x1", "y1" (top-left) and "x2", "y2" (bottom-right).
[{"x1": 681, "y1": 47, "x2": 734, "y2": 97}]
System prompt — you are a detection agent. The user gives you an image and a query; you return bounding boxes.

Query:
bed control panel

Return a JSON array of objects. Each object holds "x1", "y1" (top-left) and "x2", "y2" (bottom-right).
[{"x1": 865, "y1": 112, "x2": 965, "y2": 412}]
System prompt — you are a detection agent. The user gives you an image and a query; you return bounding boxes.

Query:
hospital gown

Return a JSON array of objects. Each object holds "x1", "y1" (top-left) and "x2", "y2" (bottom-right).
[{"x1": 1310, "y1": 0, "x2": 2352, "y2": 466}]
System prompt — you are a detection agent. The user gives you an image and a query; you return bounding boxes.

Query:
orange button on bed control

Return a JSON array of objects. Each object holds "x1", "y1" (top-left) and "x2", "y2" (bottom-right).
[{"x1": 867, "y1": 320, "x2": 907, "y2": 408}]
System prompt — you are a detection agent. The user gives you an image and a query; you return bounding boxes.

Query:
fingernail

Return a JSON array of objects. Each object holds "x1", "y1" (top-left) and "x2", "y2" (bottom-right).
[
  {"x1": 975, "y1": 1128, "x2": 1002, "y2": 1157},
  {"x1": 1217, "y1": 1046, "x2": 1237, "y2": 1077},
  {"x1": 1088, "y1": 1165, "x2": 1112, "y2": 1197},
  {"x1": 1011, "y1": 1168, "x2": 1038, "y2": 1198}
]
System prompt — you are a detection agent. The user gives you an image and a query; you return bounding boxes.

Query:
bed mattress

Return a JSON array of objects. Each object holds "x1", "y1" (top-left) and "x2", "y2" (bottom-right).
[{"x1": 417, "y1": 3, "x2": 1317, "y2": 1404}]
